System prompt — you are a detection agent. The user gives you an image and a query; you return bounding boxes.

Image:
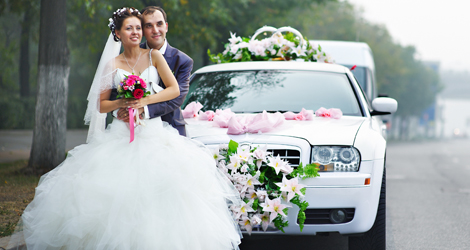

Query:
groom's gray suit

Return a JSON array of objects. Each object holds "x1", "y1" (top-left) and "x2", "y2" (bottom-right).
[{"x1": 140, "y1": 42, "x2": 193, "y2": 136}]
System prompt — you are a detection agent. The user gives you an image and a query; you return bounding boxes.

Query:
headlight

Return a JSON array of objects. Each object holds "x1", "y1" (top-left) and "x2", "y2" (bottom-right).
[{"x1": 311, "y1": 146, "x2": 360, "y2": 172}]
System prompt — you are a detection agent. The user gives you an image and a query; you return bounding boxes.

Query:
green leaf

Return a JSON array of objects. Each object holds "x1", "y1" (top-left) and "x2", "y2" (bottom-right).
[
  {"x1": 252, "y1": 199, "x2": 259, "y2": 210},
  {"x1": 227, "y1": 140, "x2": 239, "y2": 155}
]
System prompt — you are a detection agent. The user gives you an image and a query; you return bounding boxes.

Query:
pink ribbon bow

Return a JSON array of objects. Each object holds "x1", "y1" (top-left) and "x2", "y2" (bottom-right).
[
  {"x1": 283, "y1": 108, "x2": 314, "y2": 121},
  {"x1": 182, "y1": 102, "x2": 203, "y2": 118},
  {"x1": 227, "y1": 111, "x2": 285, "y2": 135},
  {"x1": 315, "y1": 107, "x2": 342, "y2": 119},
  {"x1": 198, "y1": 110, "x2": 215, "y2": 121},
  {"x1": 212, "y1": 108, "x2": 236, "y2": 128}
]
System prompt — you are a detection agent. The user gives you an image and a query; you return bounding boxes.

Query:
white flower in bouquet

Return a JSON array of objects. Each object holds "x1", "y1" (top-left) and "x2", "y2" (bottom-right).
[
  {"x1": 240, "y1": 164, "x2": 249, "y2": 173},
  {"x1": 251, "y1": 214, "x2": 262, "y2": 227},
  {"x1": 233, "y1": 51, "x2": 243, "y2": 60},
  {"x1": 253, "y1": 145, "x2": 269, "y2": 167},
  {"x1": 231, "y1": 172, "x2": 247, "y2": 184},
  {"x1": 255, "y1": 190, "x2": 268, "y2": 202},
  {"x1": 236, "y1": 200, "x2": 255, "y2": 219},
  {"x1": 230, "y1": 44, "x2": 240, "y2": 55},
  {"x1": 227, "y1": 155, "x2": 242, "y2": 170},
  {"x1": 280, "y1": 163, "x2": 294, "y2": 174},
  {"x1": 228, "y1": 32, "x2": 242, "y2": 45},
  {"x1": 239, "y1": 215, "x2": 253, "y2": 234},
  {"x1": 211, "y1": 147, "x2": 224, "y2": 161},
  {"x1": 248, "y1": 40, "x2": 265, "y2": 57},
  {"x1": 260, "y1": 212, "x2": 273, "y2": 231},
  {"x1": 271, "y1": 32, "x2": 286, "y2": 46},
  {"x1": 276, "y1": 176, "x2": 306, "y2": 202},
  {"x1": 235, "y1": 147, "x2": 253, "y2": 164},
  {"x1": 292, "y1": 45, "x2": 307, "y2": 57},
  {"x1": 262, "y1": 197, "x2": 291, "y2": 222},
  {"x1": 267, "y1": 155, "x2": 291, "y2": 175},
  {"x1": 246, "y1": 189, "x2": 257, "y2": 200}
]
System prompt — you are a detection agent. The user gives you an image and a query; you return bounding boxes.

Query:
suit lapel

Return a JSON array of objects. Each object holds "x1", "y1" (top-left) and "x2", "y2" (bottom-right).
[{"x1": 164, "y1": 44, "x2": 176, "y2": 70}]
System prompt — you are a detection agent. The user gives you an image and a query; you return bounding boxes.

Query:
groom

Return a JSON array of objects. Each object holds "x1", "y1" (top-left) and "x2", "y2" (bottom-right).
[{"x1": 116, "y1": 6, "x2": 193, "y2": 136}]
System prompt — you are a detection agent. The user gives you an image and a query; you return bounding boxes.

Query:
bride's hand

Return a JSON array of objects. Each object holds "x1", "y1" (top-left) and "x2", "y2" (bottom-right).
[
  {"x1": 120, "y1": 98, "x2": 138, "y2": 108},
  {"x1": 129, "y1": 97, "x2": 148, "y2": 109}
]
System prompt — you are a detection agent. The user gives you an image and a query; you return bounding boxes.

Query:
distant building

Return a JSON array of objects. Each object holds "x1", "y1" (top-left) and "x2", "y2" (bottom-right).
[{"x1": 435, "y1": 70, "x2": 470, "y2": 138}]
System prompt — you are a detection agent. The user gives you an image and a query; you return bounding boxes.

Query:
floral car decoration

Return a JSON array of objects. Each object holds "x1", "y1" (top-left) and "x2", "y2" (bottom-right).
[
  {"x1": 208, "y1": 26, "x2": 333, "y2": 64},
  {"x1": 216, "y1": 140, "x2": 320, "y2": 234}
]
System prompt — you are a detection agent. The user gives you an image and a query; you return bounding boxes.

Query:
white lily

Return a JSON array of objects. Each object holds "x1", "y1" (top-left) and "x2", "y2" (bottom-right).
[{"x1": 267, "y1": 155, "x2": 287, "y2": 175}]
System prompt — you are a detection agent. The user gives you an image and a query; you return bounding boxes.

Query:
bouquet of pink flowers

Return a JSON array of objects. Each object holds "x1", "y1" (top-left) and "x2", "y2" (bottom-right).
[{"x1": 117, "y1": 74, "x2": 150, "y2": 99}]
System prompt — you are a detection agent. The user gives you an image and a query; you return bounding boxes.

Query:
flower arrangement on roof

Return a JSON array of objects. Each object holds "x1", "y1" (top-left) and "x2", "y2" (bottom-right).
[{"x1": 208, "y1": 26, "x2": 333, "y2": 64}]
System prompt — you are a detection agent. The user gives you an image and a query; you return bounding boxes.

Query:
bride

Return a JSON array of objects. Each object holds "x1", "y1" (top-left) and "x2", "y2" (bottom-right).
[{"x1": 11, "y1": 7, "x2": 242, "y2": 250}]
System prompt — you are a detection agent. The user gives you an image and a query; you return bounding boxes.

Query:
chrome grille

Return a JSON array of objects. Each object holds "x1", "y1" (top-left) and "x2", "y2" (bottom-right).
[{"x1": 267, "y1": 149, "x2": 301, "y2": 167}]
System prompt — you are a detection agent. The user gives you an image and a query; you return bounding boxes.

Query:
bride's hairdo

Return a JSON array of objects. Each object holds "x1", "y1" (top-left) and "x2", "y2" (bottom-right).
[{"x1": 108, "y1": 7, "x2": 142, "y2": 42}]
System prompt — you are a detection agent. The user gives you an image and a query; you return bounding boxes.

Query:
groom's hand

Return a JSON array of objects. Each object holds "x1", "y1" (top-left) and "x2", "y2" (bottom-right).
[
  {"x1": 117, "y1": 107, "x2": 145, "y2": 122},
  {"x1": 117, "y1": 108, "x2": 130, "y2": 122}
]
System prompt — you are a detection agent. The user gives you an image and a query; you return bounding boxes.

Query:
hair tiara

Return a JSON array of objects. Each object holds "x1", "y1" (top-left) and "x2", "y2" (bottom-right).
[{"x1": 108, "y1": 7, "x2": 141, "y2": 34}]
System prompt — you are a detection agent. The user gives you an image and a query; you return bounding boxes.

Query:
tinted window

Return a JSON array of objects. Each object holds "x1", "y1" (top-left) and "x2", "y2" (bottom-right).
[{"x1": 186, "y1": 70, "x2": 362, "y2": 116}]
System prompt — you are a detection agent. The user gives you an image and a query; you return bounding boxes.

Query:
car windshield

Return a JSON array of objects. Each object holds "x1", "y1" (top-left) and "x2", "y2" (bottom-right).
[{"x1": 185, "y1": 70, "x2": 363, "y2": 116}]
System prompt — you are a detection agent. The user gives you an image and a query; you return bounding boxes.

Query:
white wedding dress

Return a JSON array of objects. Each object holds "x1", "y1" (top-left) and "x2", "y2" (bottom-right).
[{"x1": 14, "y1": 57, "x2": 242, "y2": 249}]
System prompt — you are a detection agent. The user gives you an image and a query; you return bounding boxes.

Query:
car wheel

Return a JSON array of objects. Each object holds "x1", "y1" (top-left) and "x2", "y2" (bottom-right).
[{"x1": 348, "y1": 167, "x2": 386, "y2": 250}]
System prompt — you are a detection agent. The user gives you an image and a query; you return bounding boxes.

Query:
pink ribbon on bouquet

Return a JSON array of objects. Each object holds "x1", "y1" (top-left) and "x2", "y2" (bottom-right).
[
  {"x1": 227, "y1": 111, "x2": 284, "y2": 135},
  {"x1": 129, "y1": 108, "x2": 134, "y2": 143},
  {"x1": 315, "y1": 107, "x2": 342, "y2": 119}
]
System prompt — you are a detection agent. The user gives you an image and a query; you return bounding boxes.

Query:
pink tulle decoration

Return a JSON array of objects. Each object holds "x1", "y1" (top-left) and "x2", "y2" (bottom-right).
[
  {"x1": 315, "y1": 107, "x2": 342, "y2": 119},
  {"x1": 198, "y1": 110, "x2": 215, "y2": 121},
  {"x1": 213, "y1": 109, "x2": 235, "y2": 128},
  {"x1": 227, "y1": 111, "x2": 285, "y2": 135},
  {"x1": 182, "y1": 102, "x2": 203, "y2": 118},
  {"x1": 283, "y1": 108, "x2": 314, "y2": 121}
]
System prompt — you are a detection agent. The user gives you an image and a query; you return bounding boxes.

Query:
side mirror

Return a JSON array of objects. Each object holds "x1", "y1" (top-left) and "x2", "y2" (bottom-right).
[{"x1": 370, "y1": 97, "x2": 397, "y2": 116}]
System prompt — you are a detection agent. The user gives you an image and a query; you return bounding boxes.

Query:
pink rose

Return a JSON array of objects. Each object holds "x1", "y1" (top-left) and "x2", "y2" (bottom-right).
[
  {"x1": 133, "y1": 89, "x2": 144, "y2": 99},
  {"x1": 126, "y1": 78, "x2": 134, "y2": 86}
]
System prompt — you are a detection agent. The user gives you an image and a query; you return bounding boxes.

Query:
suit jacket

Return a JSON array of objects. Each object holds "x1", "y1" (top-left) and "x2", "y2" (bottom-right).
[{"x1": 140, "y1": 43, "x2": 193, "y2": 136}]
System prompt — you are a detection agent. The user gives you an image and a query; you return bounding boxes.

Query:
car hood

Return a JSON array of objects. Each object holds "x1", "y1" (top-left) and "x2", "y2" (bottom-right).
[{"x1": 186, "y1": 115, "x2": 366, "y2": 146}]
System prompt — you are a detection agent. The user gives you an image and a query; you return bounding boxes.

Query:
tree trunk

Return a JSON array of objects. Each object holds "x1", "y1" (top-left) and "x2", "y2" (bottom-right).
[
  {"x1": 28, "y1": 0, "x2": 69, "y2": 174},
  {"x1": 19, "y1": 6, "x2": 31, "y2": 97}
]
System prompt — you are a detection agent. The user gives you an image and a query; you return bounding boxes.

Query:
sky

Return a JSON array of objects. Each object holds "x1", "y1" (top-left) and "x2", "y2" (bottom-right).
[{"x1": 345, "y1": 0, "x2": 470, "y2": 72}]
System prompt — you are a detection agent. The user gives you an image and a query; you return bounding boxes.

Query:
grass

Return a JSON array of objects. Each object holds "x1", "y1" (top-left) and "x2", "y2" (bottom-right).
[{"x1": 0, "y1": 160, "x2": 39, "y2": 237}]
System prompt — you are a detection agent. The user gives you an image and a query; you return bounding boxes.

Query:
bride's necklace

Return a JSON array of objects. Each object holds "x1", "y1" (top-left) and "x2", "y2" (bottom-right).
[{"x1": 123, "y1": 50, "x2": 142, "y2": 74}]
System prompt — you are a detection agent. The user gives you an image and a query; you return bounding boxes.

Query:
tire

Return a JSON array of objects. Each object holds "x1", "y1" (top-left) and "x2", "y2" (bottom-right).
[{"x1": 348, "y1": 167, "x2": 386, "y2": 250}]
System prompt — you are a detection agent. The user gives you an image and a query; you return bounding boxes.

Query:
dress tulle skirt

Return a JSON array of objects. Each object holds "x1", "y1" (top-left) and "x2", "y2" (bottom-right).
[{"x1": 11, "y1": 118, "x2": 242, "y2": 250}]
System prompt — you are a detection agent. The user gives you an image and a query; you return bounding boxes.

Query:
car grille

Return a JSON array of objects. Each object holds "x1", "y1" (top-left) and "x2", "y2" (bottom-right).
[
  {"x1": 301, "y1": 208, "x2": 355, "y2": 224},
  {"x1": 267, "y1": 149, "x2": 301, "y2": 167}
]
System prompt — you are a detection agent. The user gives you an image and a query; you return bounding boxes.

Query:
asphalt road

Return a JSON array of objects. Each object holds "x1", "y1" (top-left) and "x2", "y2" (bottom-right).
[{"x1": 2, "y1": 131, "x2": 470, "y2": 249}]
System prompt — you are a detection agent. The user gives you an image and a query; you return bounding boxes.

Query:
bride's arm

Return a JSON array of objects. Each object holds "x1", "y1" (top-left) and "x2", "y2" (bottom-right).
[
  {"x1": 131, "y1": 50, "x2": 180, "y2": 109},
  {"x1": 99, "y1": 89, "x2": 130, "y2": 113}
]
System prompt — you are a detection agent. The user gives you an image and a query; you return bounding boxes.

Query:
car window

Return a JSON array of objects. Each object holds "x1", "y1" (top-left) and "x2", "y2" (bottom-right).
[{"x1": 185, "y1": 70, "x2": 363, "y2": 116}]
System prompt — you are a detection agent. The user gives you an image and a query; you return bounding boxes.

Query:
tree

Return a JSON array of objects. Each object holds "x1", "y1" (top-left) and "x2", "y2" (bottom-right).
[{"x1": 28, "y1": 0, "x2": 70, "y2": 174}]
